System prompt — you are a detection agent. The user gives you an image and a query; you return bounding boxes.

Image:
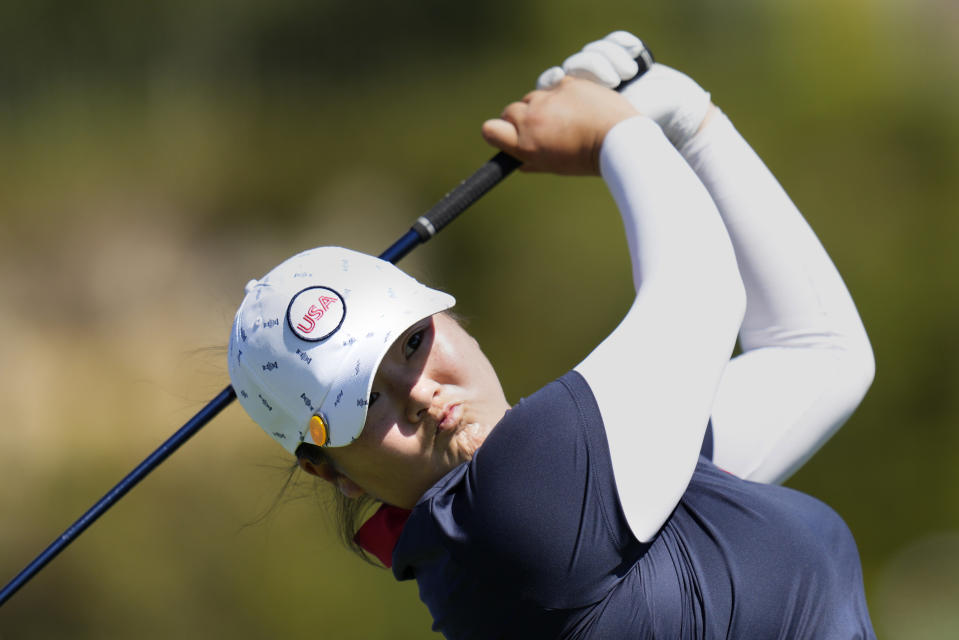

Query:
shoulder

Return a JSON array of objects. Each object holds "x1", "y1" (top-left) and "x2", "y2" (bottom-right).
[
  {"x1": 478, "y1": 371, "x2": 601, "y2": 460},
  {"x1": 469, "y1": 371, "x2": 614, "y2": 517},
  {"x1": 402, "y1": 372, "x2": 637, "y2": 608}
]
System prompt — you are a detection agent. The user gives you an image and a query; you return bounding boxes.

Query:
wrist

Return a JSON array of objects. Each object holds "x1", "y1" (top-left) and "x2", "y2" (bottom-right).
[
  {"x1": 619, "y1": 63, "x2": 712, "y2": 148},
  {"x1": 592, "y1": 105, "x2": 643, "y2": 175},
  {"x1": 599, "y1": 115, "x2": 665, "y2": 179}
]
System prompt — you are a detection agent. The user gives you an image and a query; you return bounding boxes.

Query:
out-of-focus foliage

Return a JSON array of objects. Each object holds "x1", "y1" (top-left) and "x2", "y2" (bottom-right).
[{"x1": 1, "y1": 0, "x2": 957, "y2": 637}]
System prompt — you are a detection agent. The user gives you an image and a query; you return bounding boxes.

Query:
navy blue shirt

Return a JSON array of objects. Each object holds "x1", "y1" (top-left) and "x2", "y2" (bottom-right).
[{"x1": 393, "y1": 372, "x2": 875, "y2": 639}]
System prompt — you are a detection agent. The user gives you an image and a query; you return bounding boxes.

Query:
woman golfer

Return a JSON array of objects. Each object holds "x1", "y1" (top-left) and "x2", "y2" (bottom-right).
[{"x1": 228, "y1": 32, "x2": 876, "y2": 638}]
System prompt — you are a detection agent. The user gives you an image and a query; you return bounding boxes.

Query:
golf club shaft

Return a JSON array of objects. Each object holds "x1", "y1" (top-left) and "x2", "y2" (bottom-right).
[
  {"x1": 0, "y1": 385, "x2": 237, "y2": 606},
  {"x1": 0, "y1": 47, "x2": 654, "y2": 607}
]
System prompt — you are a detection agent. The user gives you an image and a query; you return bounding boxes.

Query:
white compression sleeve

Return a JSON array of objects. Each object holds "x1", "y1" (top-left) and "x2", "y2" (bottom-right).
[
  {"x1": 574, "y1": 116, "x2": 745, "y2": 543},
  {"x1": 679, "y1": 109, "x2": 875, "y2": 484}
]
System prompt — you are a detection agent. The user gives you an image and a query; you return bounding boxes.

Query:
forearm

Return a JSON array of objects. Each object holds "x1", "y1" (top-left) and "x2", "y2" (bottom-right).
[
  {"x1": 680, "y1": 108, "x2": 875, "y2": 482},
  {"x1": 680, "y1": 108, "x2": 869, "y2": 354},
  {"x1": 575, "y1": 115, "x2": 745, "y2": 541}
]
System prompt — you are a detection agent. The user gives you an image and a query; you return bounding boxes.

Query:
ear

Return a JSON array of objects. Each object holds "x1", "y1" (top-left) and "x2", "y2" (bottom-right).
[
  {"x1": 297, "y1": 458, "x2": 367, "y2": 499},
  {"x1": 298, "y1": 457, "x2": 337, "y2": 482}
]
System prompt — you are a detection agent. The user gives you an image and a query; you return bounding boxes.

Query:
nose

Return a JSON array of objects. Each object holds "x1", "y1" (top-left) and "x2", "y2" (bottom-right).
[{"x1": 406, "y1": 374, "x2": 440, "y2": 425}]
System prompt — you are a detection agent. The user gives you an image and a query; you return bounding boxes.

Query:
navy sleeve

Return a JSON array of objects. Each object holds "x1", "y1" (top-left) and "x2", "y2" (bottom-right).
[{"x1": 442, "y1": 371, "x2": 646, "y2": 610}]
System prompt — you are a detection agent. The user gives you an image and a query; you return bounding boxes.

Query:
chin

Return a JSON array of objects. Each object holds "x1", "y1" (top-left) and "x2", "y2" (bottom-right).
[{"x1": 450, "y1": 424, "x2": 489, "y2": 461}]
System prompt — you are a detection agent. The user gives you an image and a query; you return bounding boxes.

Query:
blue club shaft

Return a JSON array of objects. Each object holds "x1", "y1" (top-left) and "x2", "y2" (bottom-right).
[{"x1": 0, "y1": 385, "x2": 237, "y2": 606}]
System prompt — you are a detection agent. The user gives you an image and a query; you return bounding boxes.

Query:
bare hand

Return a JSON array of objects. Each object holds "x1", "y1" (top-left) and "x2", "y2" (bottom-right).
[{"x1": 481, "y1": 77, "x2": 639, "y2": 176}]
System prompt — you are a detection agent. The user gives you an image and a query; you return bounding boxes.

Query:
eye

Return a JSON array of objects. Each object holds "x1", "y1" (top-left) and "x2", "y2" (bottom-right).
[
  {"x1": 368, "y1": 391, "x2": 379, "y2": 407},
  {"x1": 404, "y1": 329, "x2": 425, "y2": 359}
]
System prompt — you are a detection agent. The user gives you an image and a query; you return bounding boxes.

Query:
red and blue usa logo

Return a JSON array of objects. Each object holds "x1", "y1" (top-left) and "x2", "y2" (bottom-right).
[{"x1": 286, "y1": 286, "x2": 346, "y2": 342}]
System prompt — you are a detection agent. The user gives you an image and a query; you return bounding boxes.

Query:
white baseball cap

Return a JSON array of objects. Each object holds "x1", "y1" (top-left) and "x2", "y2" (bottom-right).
[{"x1": 228, "y1": 246, "x2": 455, "y2": 452}]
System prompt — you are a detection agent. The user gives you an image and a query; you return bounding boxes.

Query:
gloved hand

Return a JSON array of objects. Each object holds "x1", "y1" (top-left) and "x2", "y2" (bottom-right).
[{"x1": 537, "y1": 31, "x2": 712, "y2": 148}]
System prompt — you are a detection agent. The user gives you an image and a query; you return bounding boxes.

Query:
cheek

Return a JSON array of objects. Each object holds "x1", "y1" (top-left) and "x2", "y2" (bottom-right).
[
  {"x1": 449, "y1": 338, "x2": 495, "y2": 389},
  {"x1": 354, "y1": 420, "x2": 425, "y2": 468},
  {"x1": 431, "y1": 329, "x2": 476, "y2": 378},
  {"x1": 340, "y1": 427, "x2": 432, "y2": 496}
]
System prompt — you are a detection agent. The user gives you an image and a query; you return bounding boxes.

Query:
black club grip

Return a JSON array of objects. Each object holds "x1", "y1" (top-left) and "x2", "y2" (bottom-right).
[
  {"x1": 412, "y1": 151, "x2": 522, "y2": 240},
  {"x1": 378, "y1": 45, "x2": 654, "y2": 265}
]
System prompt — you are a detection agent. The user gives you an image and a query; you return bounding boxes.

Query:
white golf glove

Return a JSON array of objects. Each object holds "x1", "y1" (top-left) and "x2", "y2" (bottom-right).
[{"x1": 537, "y1": 31, "x2": 712, "y2": 148}]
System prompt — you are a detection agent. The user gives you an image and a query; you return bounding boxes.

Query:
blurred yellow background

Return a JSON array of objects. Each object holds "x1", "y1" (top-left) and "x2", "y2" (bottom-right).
[{"x1": 1, "y1": 0, "x2": 958, "y2": 637}]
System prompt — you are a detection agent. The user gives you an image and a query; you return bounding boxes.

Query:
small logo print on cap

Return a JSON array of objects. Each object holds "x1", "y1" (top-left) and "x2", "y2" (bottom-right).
[{"x1": 287, "y1": 286, "x2": 346, "y2": 342}]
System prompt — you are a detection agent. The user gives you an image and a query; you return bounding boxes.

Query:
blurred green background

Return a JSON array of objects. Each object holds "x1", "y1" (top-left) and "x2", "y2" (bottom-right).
[{"x1": 1, "y1": 0, "x2": 957, "y2": 637}]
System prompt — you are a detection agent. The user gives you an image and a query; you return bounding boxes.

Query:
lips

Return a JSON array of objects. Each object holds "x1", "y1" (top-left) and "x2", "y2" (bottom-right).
[{"x1": 436, "y1": 403, "x2": 463, "y2": 433}]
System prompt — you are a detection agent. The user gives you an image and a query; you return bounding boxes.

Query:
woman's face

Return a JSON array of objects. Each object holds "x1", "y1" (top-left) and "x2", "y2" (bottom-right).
[{"x1": 322, "y1": 313, "x2": 510, "y2": 509}]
